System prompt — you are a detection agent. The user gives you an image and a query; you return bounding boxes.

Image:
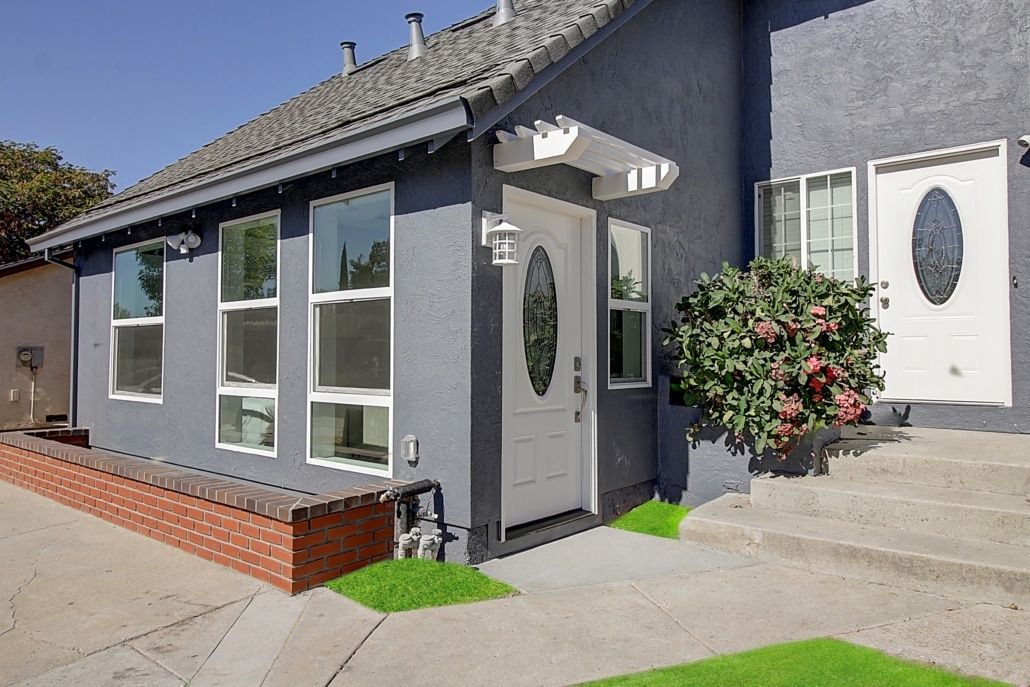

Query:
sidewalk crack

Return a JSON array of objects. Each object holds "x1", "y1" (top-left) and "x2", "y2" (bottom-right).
[
  {"x1": 322, "y1": 613, "x2": 388, "y2": 687},
  {"x1": 630, "y1": 582, "x2": 719, "y2": 657}
]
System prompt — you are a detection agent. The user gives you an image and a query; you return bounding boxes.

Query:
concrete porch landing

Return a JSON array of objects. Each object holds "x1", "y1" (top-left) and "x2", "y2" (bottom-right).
[{"x1": 3, "y1": 480, "x2": 1030, "y2": 686}]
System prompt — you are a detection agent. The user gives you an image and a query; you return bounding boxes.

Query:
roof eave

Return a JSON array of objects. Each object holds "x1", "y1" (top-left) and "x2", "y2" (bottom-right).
[{"x1": 29, "y1": 97, "x2": 473, "y2": 252}]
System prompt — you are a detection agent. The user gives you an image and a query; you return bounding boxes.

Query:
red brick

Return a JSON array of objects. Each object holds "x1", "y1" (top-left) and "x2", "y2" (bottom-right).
[
  {"x1": 343, "y1": 532, "x2": 373, "y2": 550},
  {"x1": 308, "y1": 513, "x2": 345, "y2": 530},
  {"x1": 293, "y1": 531, "x2": 326, "y2": 549},
  {"x1": 251, "y1": 540, "x2": 271, "y2": 556}
]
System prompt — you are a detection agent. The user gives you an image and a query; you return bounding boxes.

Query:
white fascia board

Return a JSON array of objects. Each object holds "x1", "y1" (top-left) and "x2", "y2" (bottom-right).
[{"x1": 30, "y1": 99, "x2": 472, "y2": 251}]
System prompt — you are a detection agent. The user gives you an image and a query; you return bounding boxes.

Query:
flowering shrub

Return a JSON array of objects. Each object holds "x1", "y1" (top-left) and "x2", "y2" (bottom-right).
[{"x1": 664, "y1": 258, "x2": 888, "y2": 456}]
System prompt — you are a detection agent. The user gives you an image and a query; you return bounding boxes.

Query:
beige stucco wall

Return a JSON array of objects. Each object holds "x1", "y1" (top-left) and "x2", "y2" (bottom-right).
[{"x1": 0, "y1": 263, "x2": 72, "y2": 429}]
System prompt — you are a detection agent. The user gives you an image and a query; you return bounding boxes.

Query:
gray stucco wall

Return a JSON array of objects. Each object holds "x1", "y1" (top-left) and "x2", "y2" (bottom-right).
[
  {"x1": 742, "y1": 0, "x2": 1030, "y2": 434},
  {"x1": 76, "y1": 143, "x2": 476, "y2": 556},
  {"x1": 469, "y1": 0, "x2": 743, "y2": 543}
]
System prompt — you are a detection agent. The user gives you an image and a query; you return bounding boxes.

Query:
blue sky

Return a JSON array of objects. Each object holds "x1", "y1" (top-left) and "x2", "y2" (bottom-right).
[{"x1": 0, "y1": 1, "x2": 489, "y2": 190}]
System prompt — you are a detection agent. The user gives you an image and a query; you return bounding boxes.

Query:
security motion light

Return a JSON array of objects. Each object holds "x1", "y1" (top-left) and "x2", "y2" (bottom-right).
[{"x1": 167, "y1": 230, "x2": 202, "y2": 255}]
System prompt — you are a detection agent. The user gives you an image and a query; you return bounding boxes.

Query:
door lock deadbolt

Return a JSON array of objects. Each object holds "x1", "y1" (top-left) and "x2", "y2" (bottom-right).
[{"x1": 880, "y1": 280, "x2": 889, "y2": 289}]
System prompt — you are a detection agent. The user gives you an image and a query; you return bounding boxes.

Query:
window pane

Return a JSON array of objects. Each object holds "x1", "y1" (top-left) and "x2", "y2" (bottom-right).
[
  {"x1": 219, "y1": 396, "x2": 275, "y2": 451},
  {"x1": 221, "y1": 217, "x2": 278, "y2": 302},
  {"x1": 311, "y1": 402, "x2": 388, "y2": 469},
  {"x1": 114, "y1": 243, "x2": 163, "y2": 319},
  {"x1": 610, "y1": 224, "x2": 649, "y2": 302},
  {"x1": 760, "y1": 181, "x2": 802, "y2": 264},
  {"x1": 316, "y1": 299, "x2": 390, "y2": 391},
  {"x1": 610, "y1": 310, "x2": 646, "y2": 382},
  {"x1": 223, "y1": 308, "x2": 278, "y2": 386},
  {"x1": 313, "y1": 190, "x2": 390, "y2": 294},
  {"x1": 114, "y1": 325, "x2": 163, "y2": 396},
  {"x1": 810, "y1": 172, "x2": 854, "y2": 280},
  {"x1": 830, "y1": 172, "x2": 852, "y2": 206}
]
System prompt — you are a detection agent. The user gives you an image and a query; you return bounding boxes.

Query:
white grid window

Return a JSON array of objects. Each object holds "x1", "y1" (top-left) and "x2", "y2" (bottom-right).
[
  {"x1": 307, "y1": 184, "x2": 393, "y2": 476},
  {"x1": 111, "y1": 240, "x2": 165, "y2": 402},
  {"x1": 217, "y1": 211, "x2": 279, "y2": 456},
  {"x1": 757, "y1": 170, "x2": 856, "y2": 281},
  {"x1": 608, "y1": 220, "x2": 651, "y2": 388}
]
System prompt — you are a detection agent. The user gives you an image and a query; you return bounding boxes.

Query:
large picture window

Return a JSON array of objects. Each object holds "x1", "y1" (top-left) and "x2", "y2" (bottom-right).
[
  {"x1": 608, "y1": 220, "x2": 651, "y2": 388},
  {"x1": 217, "y1": 212, "x2": 279, "y2": 455},
  {"x1": 111, "y1": 240, "x2": 165, "y2": 401},
  {"x1": 308, "y1": 184, "x2": 392, "y2": 475},
  {"x1": 757, "y1": 170, "x2": 856, "y2": 281}
]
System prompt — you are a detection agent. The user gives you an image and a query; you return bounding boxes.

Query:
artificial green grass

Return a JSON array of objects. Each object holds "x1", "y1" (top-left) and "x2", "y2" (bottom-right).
[
  {"x1": 325, "y1": 558, "x2": 516, "y2": 613},
  {"x1": 580, "y1": 638, "x2": 1003, "y2": 686},
  {"x1": 610, "y1": 500, "x2": 690, "y2": 539}
]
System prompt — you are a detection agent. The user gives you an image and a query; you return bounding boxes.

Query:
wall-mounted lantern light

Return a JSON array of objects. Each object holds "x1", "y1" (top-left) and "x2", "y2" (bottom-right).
[
  {"x1": 167, "y1": 230, "x2": 202, "y2": 255},
  {"x1": 482, "y1": 211, "x2": 522, "y2": 266}
]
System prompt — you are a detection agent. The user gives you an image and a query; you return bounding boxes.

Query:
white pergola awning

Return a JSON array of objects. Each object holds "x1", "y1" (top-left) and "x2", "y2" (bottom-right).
[{"x1": 493, "y1": 115, "x2": 680, "y2": 201}]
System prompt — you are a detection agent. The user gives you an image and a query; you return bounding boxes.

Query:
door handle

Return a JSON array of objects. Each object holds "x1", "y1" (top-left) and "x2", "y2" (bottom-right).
[
  {"x1": 574, "y1": 375, "x2": 588, "y2": 395},
  {"x1": 880, "y1": 296, "x2": 890, "y2": 309}
]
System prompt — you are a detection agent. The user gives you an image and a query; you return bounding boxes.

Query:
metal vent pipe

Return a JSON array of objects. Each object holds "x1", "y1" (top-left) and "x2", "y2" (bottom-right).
[
  {"x1": 341, "y1": 41, "x2": 358, "y2": 75},
  {"x1": 406, "y1": 13, "x2": 427, "y2": 60},
  {"x1": 494, "y1": 0, "x2": 516, "y2": 26}
]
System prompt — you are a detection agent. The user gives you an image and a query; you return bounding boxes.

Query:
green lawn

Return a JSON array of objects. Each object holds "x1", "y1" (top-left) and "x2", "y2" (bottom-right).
[
  {"x1": 580, "y1": 639, "x2": 1003, "y2": 686},
  {"x1": 610, "y1": 500, "x2": 690, "y2": 539},
  {"x1": 325, "y1": 558, "x2": 516, "y2": 613}
]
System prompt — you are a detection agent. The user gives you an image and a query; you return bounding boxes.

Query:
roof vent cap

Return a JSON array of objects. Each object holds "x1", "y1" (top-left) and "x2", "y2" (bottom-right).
[
  {"x1": 494, "y1": 0, "x2": 516, "y2": 26},
  {"x1": 340, "y1": 41, "x2": 358, "y2": 75},
  {"x1": 406, "y1": 13, "x2": 427, "y2": 61}
]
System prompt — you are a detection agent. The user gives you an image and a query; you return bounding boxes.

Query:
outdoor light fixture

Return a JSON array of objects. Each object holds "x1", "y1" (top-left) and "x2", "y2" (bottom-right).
[
  {"x1": 167, "y1": 230, "x2": 202, "y2": 255},
  {"x1": 482, "y1": 211, "x2": 522, "y2": 266}
]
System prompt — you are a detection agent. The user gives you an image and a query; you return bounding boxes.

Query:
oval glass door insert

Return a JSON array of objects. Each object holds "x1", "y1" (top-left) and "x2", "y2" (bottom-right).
[
  {"x1": 523, "y1": 246, "x2": 558, "y2": 397},
  {"x1": 912, "y1": 188, "x2": 963, "y2": 305}
]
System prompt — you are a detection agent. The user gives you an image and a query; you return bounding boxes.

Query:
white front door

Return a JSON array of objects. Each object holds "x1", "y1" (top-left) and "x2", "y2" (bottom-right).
[
  {"x1": 502, "y1": 193, "x2": 590, "y2": 528},
  {"x1": 871, "y1": 142, "x2": 1011, "y2": 405}
]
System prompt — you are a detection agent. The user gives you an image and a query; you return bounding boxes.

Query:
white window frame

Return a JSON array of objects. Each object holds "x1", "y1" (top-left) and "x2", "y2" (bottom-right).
[
  {"x1": 110, "y1": 238, "x2": 166, "y2": 404},
  {"x1": 607, "y1": 218, "x2": 652, "y2": 390},
  {"x1": 754, "y1": 167, "x2": 859, "y2": 280},
  {"x1": 215, "y1": 210, "x2": 281, "y2": 458},
  {"x1": 305, "y1": 182, "x2": 395, "y2": 477}
]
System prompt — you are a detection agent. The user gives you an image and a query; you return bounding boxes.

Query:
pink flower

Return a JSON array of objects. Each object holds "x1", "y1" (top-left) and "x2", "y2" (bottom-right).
[
  {"x1": 754, "y1": 320, "x2": 777, "y2": 344},
  {"x1": 811, "y1": 306, "x2": 827, "y2": 318},
  {"x1": 785, "y1": 321, "x2": 800, "y2": 337},
  {"x1": 805, "y1": 356, "x2": 823, "y2": 374},
  {"x1": 778, "y1": 394, "x2": 803, "y2": 420},
  {"x1": 818, "y1": 319, "x2": 839, "y2": 334},
  {"x1": 833, "y1": 389, "x2": 866, "y2": 427},
  {"x1": 775, "y1": 422, "x2": 797, "y2": 438}
]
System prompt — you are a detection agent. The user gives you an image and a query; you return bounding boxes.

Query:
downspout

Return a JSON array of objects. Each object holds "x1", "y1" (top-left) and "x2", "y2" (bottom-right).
[{"x1": 43, "y1": 247, "x2": 78, "y2": 427}]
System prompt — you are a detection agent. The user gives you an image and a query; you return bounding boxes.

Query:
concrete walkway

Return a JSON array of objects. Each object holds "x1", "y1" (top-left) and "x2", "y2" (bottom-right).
[{"x1": 2, "y1": 481, "x2": 1028, "y2": 687}]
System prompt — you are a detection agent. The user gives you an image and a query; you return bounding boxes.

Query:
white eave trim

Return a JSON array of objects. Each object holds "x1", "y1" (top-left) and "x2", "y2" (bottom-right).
[
  {"x1": 492, "y1": 115, "x2": 680, "y2": 201},
  {"x1": 29, "y1": 98, "x2": 472, "y2": 251}
]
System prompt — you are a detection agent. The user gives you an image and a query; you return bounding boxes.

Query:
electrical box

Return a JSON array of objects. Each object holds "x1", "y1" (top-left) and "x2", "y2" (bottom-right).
[
  {"x1": 16, "y1": 346, "x2": 43, "y2": 369},
  {"x1": 9, "y1": 389, "x2": 19, "y2": 403}
]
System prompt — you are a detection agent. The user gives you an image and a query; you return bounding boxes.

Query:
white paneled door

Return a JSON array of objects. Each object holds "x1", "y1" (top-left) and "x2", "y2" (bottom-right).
[
  {"x1": 502, "y1": 192, "x2": 592, "y2": 529},
  {"x1": 871, "y1": 142, "x2": 1011, "y2": 405}
]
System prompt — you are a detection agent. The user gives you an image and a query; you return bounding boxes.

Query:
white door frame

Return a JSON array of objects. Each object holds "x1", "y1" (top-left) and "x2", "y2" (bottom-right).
[
  {"x1": 867, "y1": 139, "x2": 1012, "y2": 406},
  {"x1": 500, "y1": 185, "x2": 598, "y2": 539}
]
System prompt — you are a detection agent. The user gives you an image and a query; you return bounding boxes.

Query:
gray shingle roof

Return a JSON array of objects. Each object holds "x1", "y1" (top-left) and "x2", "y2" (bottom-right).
[{"x1": 45, "y1": 0, "x2": 638, "y2": 240}]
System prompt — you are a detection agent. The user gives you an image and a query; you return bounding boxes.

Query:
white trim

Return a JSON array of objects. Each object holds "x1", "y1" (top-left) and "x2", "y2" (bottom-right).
[
  {"x1": 110, "y1": 237, "x2": 166, "y2": 404},
  {"x1": 493, "y1": 117, "x2": 679, "y2": 201},
  {"x1": 754, "y1": 167, "x2": 859, "y2": 280},
  {"x1": 867, "y1": 139, "x2": 1012, "y2": 407},
  {"x1": 499, "y1": 185, "x2": 598, "y2": 539},
  {"x1": 607, "y1": 218, "x2": 652, "y2": 390},
  {"x1": 215, "y1": 210, "x2": 281, "y2": 458},
  {"x1": 305, "y1": 182, "x2": 395, "y2": 478}
]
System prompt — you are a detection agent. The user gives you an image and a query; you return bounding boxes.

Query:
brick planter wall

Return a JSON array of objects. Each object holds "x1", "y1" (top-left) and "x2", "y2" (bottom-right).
[{"x1": 0, "y1": 430, "x2": 405, "y2": 594}]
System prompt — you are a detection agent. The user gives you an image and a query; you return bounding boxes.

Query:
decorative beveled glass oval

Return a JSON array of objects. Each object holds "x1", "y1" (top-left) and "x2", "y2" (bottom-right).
[
  {"x1": 523, "y1": 246, "x2": 558, "y2": 397},
  {"x1": 912, "y1": 188, "x2": 963, "y2": 306}
]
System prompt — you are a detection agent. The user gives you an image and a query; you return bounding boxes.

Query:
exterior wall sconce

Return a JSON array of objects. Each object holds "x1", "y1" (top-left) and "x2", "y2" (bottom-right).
[{"x1": 482, "y1": 211, "x2": 522, "y2": 266}]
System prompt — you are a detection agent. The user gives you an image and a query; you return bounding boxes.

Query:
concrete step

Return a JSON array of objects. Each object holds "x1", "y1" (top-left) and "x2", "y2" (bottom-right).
[
  {"x1": 750, "y1": 476, "x2": 1030, "y2": 547},
  {"x1": 828, "y1": 426, "x2": 1030, "y2": 496},
  {"x1": 680, "y1": 494, "x2": 1030, "y2": 607}
]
